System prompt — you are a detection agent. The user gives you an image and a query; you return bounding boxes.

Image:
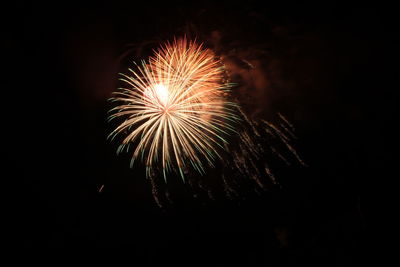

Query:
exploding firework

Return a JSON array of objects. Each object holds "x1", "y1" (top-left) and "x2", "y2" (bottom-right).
[
  {"x1": 108, "y1": 38, "x2": 238, "y2": 179},
  {"x1": 108, "y1": 37, "x2": 305, "y2": 206}
]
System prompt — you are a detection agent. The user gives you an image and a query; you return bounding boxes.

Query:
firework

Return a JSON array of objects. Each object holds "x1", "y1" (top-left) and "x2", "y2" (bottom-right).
[
  {"x1": 108, "y1": 37, "x2": 305, "y2": 206},
  {"x1": 108, "y1": 38, "x2": 238, "y2": 179}
]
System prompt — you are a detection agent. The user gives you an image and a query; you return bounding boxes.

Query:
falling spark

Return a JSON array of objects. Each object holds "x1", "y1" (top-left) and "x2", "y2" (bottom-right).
[
  {"x1": 218, "y1": 108, "x2": 305, "y2": 197},
  {"x1": 98, "y1": 184, "x2": 104, "y2": 193},
  {"x1": 108, "y1": 38, "x2": 238, "y2": 180}
]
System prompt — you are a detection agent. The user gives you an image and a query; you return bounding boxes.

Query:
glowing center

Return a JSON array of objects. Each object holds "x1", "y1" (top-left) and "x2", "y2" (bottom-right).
[
  {"x1": 154, "y1": 84, "x2": 169, "y2": 106},
  {"x1": 144, "y1": 83, "x2": 170, "y2": 109}
]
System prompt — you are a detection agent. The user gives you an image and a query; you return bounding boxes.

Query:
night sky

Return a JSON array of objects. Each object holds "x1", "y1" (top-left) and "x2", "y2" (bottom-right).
[{"x1": 7, "y1": 1, "x2": 395, "y2": 264}]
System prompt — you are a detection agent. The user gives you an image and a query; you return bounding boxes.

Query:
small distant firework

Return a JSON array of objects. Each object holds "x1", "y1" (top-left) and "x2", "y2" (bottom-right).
[{"x1": 108, "y1": 38, "x2": 238, "y2": 179}]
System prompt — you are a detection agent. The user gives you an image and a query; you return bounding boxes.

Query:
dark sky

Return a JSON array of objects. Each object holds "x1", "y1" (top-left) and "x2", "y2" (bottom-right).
[{"x1": 7, "y1": 0, "x2": 395, "y2": 264}]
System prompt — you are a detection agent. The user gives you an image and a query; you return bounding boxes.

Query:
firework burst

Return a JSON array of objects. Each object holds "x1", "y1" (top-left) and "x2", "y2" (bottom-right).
[{"x1": 108, "y1": 38, "x2": 238, "y2": 179}]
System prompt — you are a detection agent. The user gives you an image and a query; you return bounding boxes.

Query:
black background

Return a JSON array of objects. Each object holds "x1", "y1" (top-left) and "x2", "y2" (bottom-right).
[{"x1": 7, "y1": 0, "x2": 395, "y2": 264}]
